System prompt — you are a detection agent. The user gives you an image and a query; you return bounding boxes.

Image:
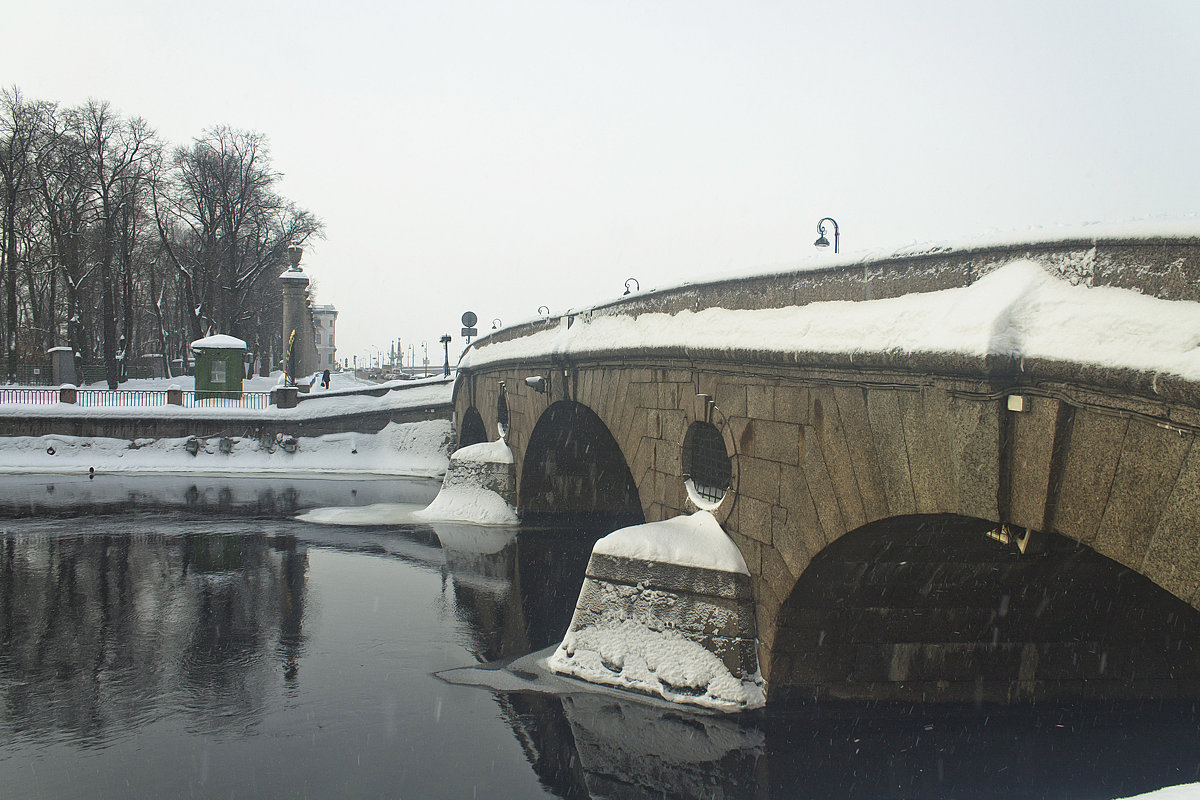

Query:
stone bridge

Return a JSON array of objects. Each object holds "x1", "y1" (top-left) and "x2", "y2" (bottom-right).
[{"x1": 452, "y1": 234, "x2": 1200, "y2": 704}]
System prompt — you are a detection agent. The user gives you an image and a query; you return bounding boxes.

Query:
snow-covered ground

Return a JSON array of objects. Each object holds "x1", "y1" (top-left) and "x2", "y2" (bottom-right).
[
  {"x1": 463, "y1": 260, "x2": 1200, "y2": 385},
  {"x1": 0, "y1": 365, "x2": 456, "y2": 476}
]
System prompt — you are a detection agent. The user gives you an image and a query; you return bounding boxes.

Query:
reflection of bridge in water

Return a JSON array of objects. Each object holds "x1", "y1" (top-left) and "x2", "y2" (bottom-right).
[
  {"x1": 424, "y1": 516, "x2": 1200, "y2": 799},
  {"x1": 453, "y1": 235, "x2": 1200, "y2": 704}
]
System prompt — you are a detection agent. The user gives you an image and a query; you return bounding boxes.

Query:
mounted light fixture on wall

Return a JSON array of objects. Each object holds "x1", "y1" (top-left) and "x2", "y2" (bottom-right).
[{"x1": 525, "y1": 375, "x2": 548, "y2": 393}]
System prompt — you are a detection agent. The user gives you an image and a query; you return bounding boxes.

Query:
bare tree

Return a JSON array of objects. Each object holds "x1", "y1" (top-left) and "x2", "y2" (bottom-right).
[
  {"x1": 0, "y1": 87, "x2": 323, "y2": 386},
  {"x1": 31, "y1": 101, "x2": 94, "y2": 361},
  {"x1": 71, "y1": 101, "x2": 159, "y2": 389},
  {"x1": 156, "y1": 126, "x2": 322, "y2": 348},
  {"x1": 0, "y1": 87, "x2": 41, "y2": 379}
]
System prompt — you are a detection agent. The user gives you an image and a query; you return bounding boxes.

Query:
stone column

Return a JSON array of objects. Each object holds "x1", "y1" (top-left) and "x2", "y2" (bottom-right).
[{"x1": 280, "y1": 245, "x2": 315, "y2": 382}]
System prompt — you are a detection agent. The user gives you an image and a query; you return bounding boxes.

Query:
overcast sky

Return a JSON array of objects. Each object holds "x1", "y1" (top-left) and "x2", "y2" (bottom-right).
[{"x1": 5, "y1": 0, "x2": 1198, "y2": 366}]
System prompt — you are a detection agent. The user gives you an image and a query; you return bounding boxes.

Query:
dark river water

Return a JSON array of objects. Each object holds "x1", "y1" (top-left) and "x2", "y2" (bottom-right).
[{"x1": 2, "y1": 475, "x2": 1200, "y2": 799}]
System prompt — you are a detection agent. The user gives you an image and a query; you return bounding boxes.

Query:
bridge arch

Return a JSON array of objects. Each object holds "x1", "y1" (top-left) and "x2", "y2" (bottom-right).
[
  {"x1": 518, "y1": 400, "x2": 644, "y2": 529},
  {"x1": 457, "y1": 406, "x2": 488, "y2": 449},
  {"x1": 765, "y1": 513, "x2": 1200, "y2": 705}
]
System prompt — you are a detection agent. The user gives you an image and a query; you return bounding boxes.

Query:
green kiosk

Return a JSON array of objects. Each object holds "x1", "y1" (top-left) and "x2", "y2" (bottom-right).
[{"x1": 192, "y1": 334, "x2": 247, "y2": 400}]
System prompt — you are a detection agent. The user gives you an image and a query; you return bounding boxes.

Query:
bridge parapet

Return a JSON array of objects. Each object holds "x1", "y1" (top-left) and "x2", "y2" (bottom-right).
[{"x1": 472, "y1": 234, "x2": 1200, "y2": 353}]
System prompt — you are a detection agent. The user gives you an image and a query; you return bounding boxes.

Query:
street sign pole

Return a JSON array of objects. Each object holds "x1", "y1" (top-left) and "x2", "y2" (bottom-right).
[{"x1": 461, "y1": 311, "x2": 479, "y2": 344}]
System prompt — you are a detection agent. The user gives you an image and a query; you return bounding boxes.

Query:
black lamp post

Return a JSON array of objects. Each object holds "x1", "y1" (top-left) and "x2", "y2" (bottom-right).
[
  {"x1": 814, "y1": 217, "x2": 840, "y2": 254},
  {"x1": 440, "y1": 334, "x2": 452, "y2": 377}
]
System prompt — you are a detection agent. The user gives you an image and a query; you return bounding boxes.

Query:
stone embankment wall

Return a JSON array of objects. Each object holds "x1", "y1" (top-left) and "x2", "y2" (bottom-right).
[{"x1": 0, "y1": 401, "x2": 452, "y2": 441}]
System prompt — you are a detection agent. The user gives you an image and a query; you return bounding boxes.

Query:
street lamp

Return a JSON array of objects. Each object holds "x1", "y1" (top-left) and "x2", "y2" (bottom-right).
[
  {"x1": 814, "y1": 217, "x2": 840, "y2": 254},
  {"x1": 440, "y1": 334, "x2": 452, "y2": 377}
]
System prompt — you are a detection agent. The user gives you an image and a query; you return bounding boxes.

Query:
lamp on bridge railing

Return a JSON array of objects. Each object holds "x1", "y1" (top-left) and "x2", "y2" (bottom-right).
[
  {"x1": 624, "y1": 277, "x2": 640, "y2": 295},
  {"x1": 492, "y1": 318, "x2": 502, "y2": 329},
  {"x1": 814, "y1": 217, "x2": 840, "y2": 254},
  {"x1": 537, "y1": 306, "x2": 550, "y2": 317}
]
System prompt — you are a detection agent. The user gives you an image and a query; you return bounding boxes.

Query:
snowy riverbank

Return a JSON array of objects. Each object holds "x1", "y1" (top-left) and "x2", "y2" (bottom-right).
[
  {"x1": 0, "y1": 369, "x2": 455, "y2": 477},
  {"x1": 0, "y1": 419, "x2": 453, "y2": 478}
]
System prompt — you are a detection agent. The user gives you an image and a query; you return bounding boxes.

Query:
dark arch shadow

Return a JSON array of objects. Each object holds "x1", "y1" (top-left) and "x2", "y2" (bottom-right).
[
  {"x1": 768, "y1": 514, "x2": 1200, "y2": 706},
  {"x1": 519, "y1": 401, "x2": 644, "y2": 531},
  {"x1": 457, "y1": 406, "x2": 488, "y2": 449}
]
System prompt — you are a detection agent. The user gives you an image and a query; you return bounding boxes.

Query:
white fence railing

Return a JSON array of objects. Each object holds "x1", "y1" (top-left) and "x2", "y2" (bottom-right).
[{"x1": 0, "y1": 387, "x2": 275, "y2": 410}]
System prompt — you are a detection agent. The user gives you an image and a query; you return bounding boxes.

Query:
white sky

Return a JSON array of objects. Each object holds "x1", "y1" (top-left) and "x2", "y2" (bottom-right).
[{"x1": 4, "y1": 0, "x2": 1199, "y2": 365}]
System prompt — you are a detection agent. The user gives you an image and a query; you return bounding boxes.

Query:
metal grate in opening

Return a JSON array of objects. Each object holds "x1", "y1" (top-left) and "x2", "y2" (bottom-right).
[{"x1": 684, "y1": 422, "x2": 731, "y2": 505}]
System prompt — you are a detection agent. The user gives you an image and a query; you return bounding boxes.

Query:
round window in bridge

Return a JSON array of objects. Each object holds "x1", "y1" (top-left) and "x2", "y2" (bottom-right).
[{"x1": 683, "y1": 422, "x2": 732, "y2": 508}]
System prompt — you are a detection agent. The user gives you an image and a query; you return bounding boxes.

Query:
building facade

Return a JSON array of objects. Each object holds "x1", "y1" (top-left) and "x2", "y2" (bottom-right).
[{"x1": 313, "y1": 304, "x2": 338, "y2": 371}]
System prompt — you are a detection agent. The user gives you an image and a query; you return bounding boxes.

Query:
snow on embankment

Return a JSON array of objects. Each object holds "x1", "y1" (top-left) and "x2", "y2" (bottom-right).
[
  {"x1": 0, "y1": 419, "x2": 452, "y2": 477},
  {"x1": 462, "y1": 261, "x2": 1200, "y2": 381},
  {"x1": 414, "y1": 438, "x2": 519, "y2": 525},
  {"x1": 549, "y1": 512, "x2": 764, "y2": 712},
  {"x1": 1122, "y1": 784, "x2": 1200, "y2": 799}
]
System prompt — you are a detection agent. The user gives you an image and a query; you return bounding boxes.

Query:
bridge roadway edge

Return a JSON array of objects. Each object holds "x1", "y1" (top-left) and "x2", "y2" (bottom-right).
[{"x1": 455, "y1": 349, "x2": 1200, "y2": 695}]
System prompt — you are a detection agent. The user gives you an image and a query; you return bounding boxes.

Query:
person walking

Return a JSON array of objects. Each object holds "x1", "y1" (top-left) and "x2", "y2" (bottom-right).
[{"x1": 321, "y1": 369, "x2": 331, "y2": 389}]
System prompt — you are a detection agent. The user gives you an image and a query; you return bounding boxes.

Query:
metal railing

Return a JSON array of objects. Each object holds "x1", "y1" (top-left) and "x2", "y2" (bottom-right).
[
  {"x1": 182, "y1": 391, "x2": 273, "y2": 410},
  {"x1": 0, "y1": 388, "x2": 61, "y2": 405},
  {"x1": 0, "y1": 387, "x2": 275, "y2": 410},
  {"x1": 75, "y1": 389, "x2": 171, "y2": 408}
]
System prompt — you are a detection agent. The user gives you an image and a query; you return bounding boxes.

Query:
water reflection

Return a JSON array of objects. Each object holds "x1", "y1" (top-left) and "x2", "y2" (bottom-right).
[
  {"x1": 0, "y1": 472, "x2": 438, "y2": 516},
  {"x1": 497, "y1": 691, "x2": 766, "y2": 799},
  {"x1": 0, "y1": 522, "x2": 308, "y2": 743},
  {"x1": 431, "y1": 523, "x2": 593, "y2": 663},
  {"x1": 2, "y1": 490, "x2": 1200, "y2": 798}
]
